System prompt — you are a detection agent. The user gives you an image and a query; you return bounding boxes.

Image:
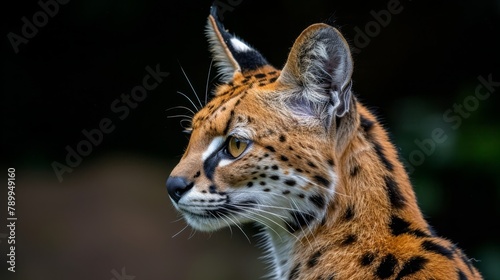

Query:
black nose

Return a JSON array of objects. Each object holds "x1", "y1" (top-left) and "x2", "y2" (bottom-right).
[{"x1": 166, "y1": 176, "x2": 193, "y2": 203}]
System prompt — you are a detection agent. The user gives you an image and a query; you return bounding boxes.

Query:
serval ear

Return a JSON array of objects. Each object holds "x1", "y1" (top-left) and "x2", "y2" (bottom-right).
[
  {"x1": 205, "y1": 5, "x2": 269, "y2": 82},
  {"x1": 278, "y1": 23, "x2": 354, "y2": 124}
]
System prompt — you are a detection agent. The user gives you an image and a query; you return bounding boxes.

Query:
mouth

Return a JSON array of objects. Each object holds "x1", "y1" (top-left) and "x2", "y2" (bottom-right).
[
  {"x1": 176, "y1": 200, "x2": 258, "y2": 231},
  {"x1": 178, "y1": 199, "x2": 257, "y2": 216}
]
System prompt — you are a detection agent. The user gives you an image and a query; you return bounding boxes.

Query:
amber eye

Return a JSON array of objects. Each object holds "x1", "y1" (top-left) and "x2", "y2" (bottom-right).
[{"x1": 226, "y1": 136, "x2": 249, "y2": 158}]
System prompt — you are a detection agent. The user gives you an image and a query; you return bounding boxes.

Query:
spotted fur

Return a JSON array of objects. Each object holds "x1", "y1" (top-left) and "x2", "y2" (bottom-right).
[{"x1": 166, "y1": 6, "x2": 483, "y2": 280}]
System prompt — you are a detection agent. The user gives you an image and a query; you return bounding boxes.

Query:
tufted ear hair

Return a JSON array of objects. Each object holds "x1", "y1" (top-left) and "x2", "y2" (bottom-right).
[
  {"x1": 278, "y1": 23, "x2": 354, "y2": 125},
  {"x1": 205, "y1": 5, "x2": 269, "y2": 82}
]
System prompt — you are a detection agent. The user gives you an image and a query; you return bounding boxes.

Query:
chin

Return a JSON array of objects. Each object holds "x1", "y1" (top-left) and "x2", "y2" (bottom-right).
[{"x1": 183, "y1": 213, "x2": 228, "y2": 232}]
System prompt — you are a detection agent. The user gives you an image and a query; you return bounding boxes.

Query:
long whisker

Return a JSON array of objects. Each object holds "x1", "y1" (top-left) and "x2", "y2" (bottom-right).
[
  {"x1": 296, "y1": 174, "x2": 351, "y2": 198},
  {"x1": 222, "y1": 207, "x2": 289, "y2": 243},
  {"x1": 177, "y1": 91, "x2": 200, "y2": 112},
  {"x1": 232, "y1": 204, "x2": 303, "y2": 244},
  {"x1": 224, "y1": 212, "x2": 252, "y2": 244},
  {"x1": 166, "y1": 114, "x2": 193, "y2": 120},
  {"x1": 170, "y1": 216, "x2": 187, "y2": 223},
  {"x1": 205, "y1": 59, "x2": 214, "y2": 105},
  {"x1": 166, "y1": 114, "x2": 194, "y2": 120},
  {"x1": 288, "y1": 197, "x2": 315, "y2": 249},
  {"x1": 171, "y1": 223, "x2": 190, "y2": 238},
  {"x1": 166, "y1": 105, "x2": 196, "y2": 116},
  {"x1": 217, "y1": 212, "x2": 234, "y2": 237},
  {"x1": 179, "y1": 64, "x2": 204, "y2": 109},
  {"x1": 187, "y1": 227, "x2": 197, "y2": 240},
  {"x1": 237, "y1": 210, "x2": 285, "y2": 242}
]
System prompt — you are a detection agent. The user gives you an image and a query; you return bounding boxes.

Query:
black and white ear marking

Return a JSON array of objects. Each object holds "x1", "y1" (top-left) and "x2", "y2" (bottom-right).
[
  {"x1": 205, "y1": 5, "x2": 269, "y2": 82},
  {"x1": 278, "y1": 23, "x2": 354, "y2": 120}
]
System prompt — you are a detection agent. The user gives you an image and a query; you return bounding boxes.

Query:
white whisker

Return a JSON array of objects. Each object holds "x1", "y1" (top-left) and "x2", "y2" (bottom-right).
[
  {"x1": 205, "y1": 59, "x2": 214, "y2": 105},
  {"x1": 223, "y1": 207, "x2": 291, "y2": 243},
  {"x1": 187, "y1": 227, "x2": 197, "y2": 240},
  {"x1": 287, "y1": 197, "x2": 314, "y2": 249},
  {"x1": 224, "y1": 212, "x2": 252, "y2": 243},
  {"x1": 179, "y1": 64, "x2": 203, "y2": 109},
  {"x1": 171, "y1": 223, "x2": 190, "y2": 238},
  {"x1": 166, "y1": 114, "x2": 194, "y2": 120},
  {"x1": 177, "y1": 91, "x2": 200, "y2": 112},
  {"x1": 166, "y1": 105, "x2": 196, "y2": 116},
  {"x1": 217, "y1": 212, "x2": 234, "y2": 237}
]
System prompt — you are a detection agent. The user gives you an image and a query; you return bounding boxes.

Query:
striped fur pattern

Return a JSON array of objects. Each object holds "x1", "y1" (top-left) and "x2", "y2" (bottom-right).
[{"x1": 166, "y1": 6, "x2": 483, "y2": 280}]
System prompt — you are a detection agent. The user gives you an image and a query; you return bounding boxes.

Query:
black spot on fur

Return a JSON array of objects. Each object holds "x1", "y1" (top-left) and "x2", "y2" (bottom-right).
[
  {"x1": 389, "y1": 215, "x2": 429, "y2": 237},
  {"x1": 272, "y1": 165, "x2": 279, "y2": 170},
  {"x1": 341, "y1": 234, "x2": 357, "y2": 246},
  {"x1": 265, "y1": 146, "x2": 276, "y2": 152},
  {"x1": 360, "y1": 114, "x2": 375, "y2": 133},
  {"x1": 458, "y1": 270, "x2": 468, "y2": 280},
  {"x1": 281, "y1": 155, "x2": 289, "y2": 161},
  {"x1": 246, "y1": 182, "x2": 254, "y2": 187},
  {"x1": 421, "y1": 240, "x2": 454, "y2": 259},
  {"x1": 307, "y1": 161, "x2": 317, "y2": 168},
  {"x1": 269, "y1": 77, "x2": 278, "y2": 83},
  {"x1": 284, "y1": 179, "x2": 297, "y2": 186},
  {"x1": 289, "y1": 263, "x2": 300, "y2": 280},
  {"x1": 372, "y1": 140, "x2": 394, "y2": 172},
  {"x1": 309, "y1": 195, "x2": 325, "y2": 209},
  {"x1": 384, "y1": 176, "x2": 406, "y2": 209},
  {"x1": 376, "y1": 254, "x2": 398, "y2": 279},
  {"x1": 394, "y1": 256, "x2": 428, "y2": 280},
  {"x1": 279, "y1": 135, "x2": 287, "y2": 142},
  {"x1": 327, "y1": 158, "x2": 334, "y2": 166},
  {"x1": 193, "y1": 171, "x2": 201, "y2": 178},
  {"x1": 283, "y1": 190, "x2": 291, "y2": 195},
  {"x1": 270, "y1": 175, "x2": 280, "y2": 180},
  {"x1": 350, "y1": 164, "x2": 360, "y2": 177},
  {"x1": 344, "y1": 205, "x2": 355, "y2": 221},
  {"x1": 314, "y1": 175, "x2": 330, "y2": 188},
  {"x1": 254, "y1": 73, "x2": 266, "y2": 79},
  {"x1": 360, "y1": 253, "x2": 375, "y2": 266},
  {"x1": 307, "y1": 250, "x2": 323, "y2": 268},
  {"x1": 389, "y1": 215, "x2": 411, "y2": 235}
]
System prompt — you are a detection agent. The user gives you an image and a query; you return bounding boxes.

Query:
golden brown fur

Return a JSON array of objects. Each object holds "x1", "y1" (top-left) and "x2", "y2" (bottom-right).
[{"x1": 166, "y1": 7, "x2": 482, "y2": 280}]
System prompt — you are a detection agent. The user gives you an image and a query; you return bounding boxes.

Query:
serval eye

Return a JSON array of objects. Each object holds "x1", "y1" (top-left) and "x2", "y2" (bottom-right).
[{"x1": 226, "y1": 136, "x2": 249, "y2": 158}]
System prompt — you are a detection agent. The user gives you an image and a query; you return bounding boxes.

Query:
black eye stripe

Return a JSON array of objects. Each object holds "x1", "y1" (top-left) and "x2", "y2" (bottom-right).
[{"x1": 204, "y1": 137, "x2": 252, "y2": 179}]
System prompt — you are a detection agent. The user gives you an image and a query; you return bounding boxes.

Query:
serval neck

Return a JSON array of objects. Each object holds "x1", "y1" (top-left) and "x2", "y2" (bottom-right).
[{"x1": 262, "y1": 104, "x2": 430, "y2": 280}]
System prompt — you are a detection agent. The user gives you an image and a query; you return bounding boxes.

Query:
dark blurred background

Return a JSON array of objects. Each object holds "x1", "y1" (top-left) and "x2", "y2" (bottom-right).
[{"x1": 1, "y1": 0, "x2": 499, "y2": 279}]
